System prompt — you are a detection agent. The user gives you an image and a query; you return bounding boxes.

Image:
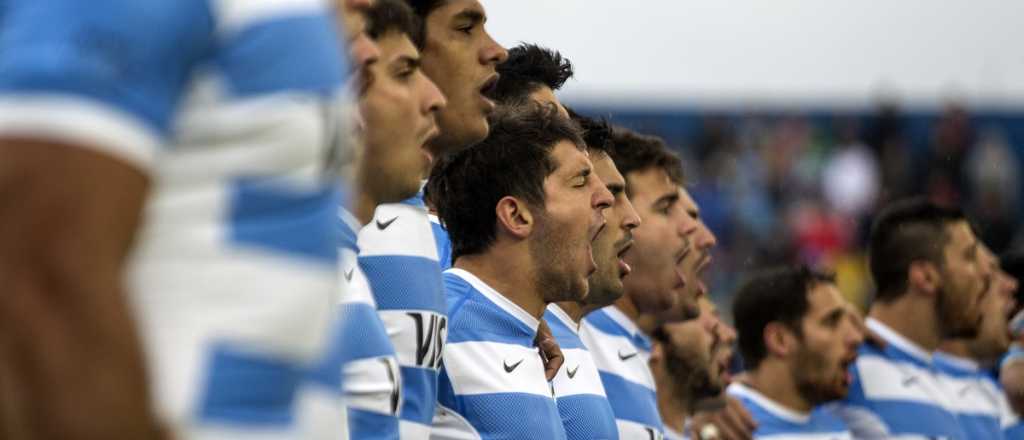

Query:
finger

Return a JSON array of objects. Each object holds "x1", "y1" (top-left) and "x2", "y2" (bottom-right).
[
  {"x1": 727, "y1": 396, "x2": 757, "y2": 430},
  {"x1": 718, "y1": 409, "x2": 753, "y2": 440}
]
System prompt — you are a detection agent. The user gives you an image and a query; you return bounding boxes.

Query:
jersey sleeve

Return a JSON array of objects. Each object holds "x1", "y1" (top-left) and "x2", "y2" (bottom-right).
[{"x1": 0, "y1": 0, "x2": 211, "y2": 169}]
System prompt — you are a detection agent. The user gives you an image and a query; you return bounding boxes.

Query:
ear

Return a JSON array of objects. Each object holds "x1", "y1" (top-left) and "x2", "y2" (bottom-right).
[
  {"x1": 495, "y1": 196, "x2": 534, "y2": 240},
  {"x1": 763, "y1": 322, "x2": 794, "y2": 359},
  {"x1": 908, "y1": 261, "x2": 941, "y2": 298}
]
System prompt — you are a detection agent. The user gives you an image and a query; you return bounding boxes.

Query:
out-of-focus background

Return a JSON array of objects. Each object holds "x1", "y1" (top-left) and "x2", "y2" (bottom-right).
[{"x1": 483, "y1": 0, "x2": 1024, "y2": 311}]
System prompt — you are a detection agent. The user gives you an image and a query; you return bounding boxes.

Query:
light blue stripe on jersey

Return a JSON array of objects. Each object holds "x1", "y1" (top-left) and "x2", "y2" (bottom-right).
[
  {"x1": 934, "y1": 352, "x2": 1008, "y2": 440},
  {"x1": 836, "y1": 319, "x2": 967, "y2": 439},
  {"x1": 437, "y1": 270, "x2": 567, "y2": 439},
  {"x1": 583, "y1": 307, "x2": 664, "y2": 436},
  {"x1": 1008, "y1": 423, "x2": 1024, "y2": 439},
  {"x1": 198, "y1": 344, "x2": 301, "y2": 426},
  {"x1": 229, "y1": 179, "x2": 341, "y2": 264},
  {"x1": 0, "y1": 0, "x2": 212, "y2": 135},
  {"x1": 546, "y1": 307, "x2": 618, "y2": 440},
  {"x1": 358, "y1": 197, "x2": 447, "y2": 434},
  {"x1": 217, "y1": 14, "x2": 345, "y2": 97},
  {"x1": 727, "y1": 383, "x2": 850, "y2": 439}
]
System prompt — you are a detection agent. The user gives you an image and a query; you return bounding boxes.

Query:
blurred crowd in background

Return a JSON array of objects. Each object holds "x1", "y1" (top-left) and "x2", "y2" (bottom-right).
[{"x1": 581, "y1": 101, "x2": 1024, "y2": 311}]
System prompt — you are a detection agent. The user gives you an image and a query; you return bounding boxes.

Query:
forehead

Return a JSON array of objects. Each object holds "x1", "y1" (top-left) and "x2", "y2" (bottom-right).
[
  {"x1": 547, "y1": 140, "x2": 587, "y2": 174},
  {"x1": 805, "y1": 283, "x2": 843, "y2": 318},
  {"x1": 626, "y1": 167, "x2": 675, "y2": 199},
  {"x1": 945, "y1": 221, "x2": 976, "y2": 246},
  {"x1": 429, "y1": 0, "x2": 484, "y2": 22},
  {"x1": 590, "y1": 154, "x2": 624, "y2": 186},
  {"x1": 528, "y1": 87, "x2": 569, "y2": 117},
  {"x1": 375, "y1": 32, "x2": 418, "y2": 61}
]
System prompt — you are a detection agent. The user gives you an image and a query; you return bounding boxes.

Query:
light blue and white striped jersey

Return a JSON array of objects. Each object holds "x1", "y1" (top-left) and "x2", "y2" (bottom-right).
[
  {"x1": 358, "y1": 194, "x2": 448, "y2": 439},
  {"x1": 834, "y1": 318, "x2": 968, "y2": 439},
  {"x1": 727, "y1": 383, "x2": 852, "y2": 440},
  {"x1": 546, "y1": 304, "x2": 620, "y2": 440},
  {"x1": 430, "y1": 214, "x2": 454, "y2": 271},
  {"x1": 582, "y1": 306, "x2": 665, "y2": 439},
  {"x1": 0, "y1": 1, "x2": 350, "y2": 438},
  {"x1": 434, "y1": 268, "x2": 567, "y2": 439},
  {"x1": 935, "y1": 351, "x2": 1019, "y2": 440},
  {"x1": 302, "y1": 208, "x2": 402, "y2": 440}
]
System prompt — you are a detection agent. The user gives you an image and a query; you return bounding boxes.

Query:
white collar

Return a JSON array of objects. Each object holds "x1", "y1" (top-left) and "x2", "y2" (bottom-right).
[
  {"x1": 934, "y1": 351, "x2": 980, "y2": 372},
  {"x1": 547, "y1": 304, "x2": 580, "y2": 334},
  {"x1": 604, "y1": 305, "x2": 641, "y2": 339},
  {"x1": 866, "y1": 318, "x2": 933, "y2": 363},
  {"x1": 727, "y1": 382, "x2": 811, "y2": 424},
  {"x1": 339, "y1": 206, "x2": 363, "y2": 230},
  {"x1": 446, "y1": 268, "x2": 540, "y2": 331}
]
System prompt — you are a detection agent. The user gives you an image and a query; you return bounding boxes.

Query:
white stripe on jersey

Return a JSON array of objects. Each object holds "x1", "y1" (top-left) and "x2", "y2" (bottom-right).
[
  {"x1": 0, "y1": 95, "x2": 160, "y2": 169},
  {"x1": 615, "y1": 419, "x2": 664, "y2": 440},
  {"x1": 358, "y1": 203, "x2": 440, "y2": 260},
  {"x1": 581, "y1": 323, "x2": 654, "y2": 388},
  {"x1": 855, "y1": 355, "x2": 954, "y2": 407},
  {"x1": 552, "y1": 347, "x2": 606, "y2": 399},
  {"x1": 212, "y1": 0, "x2": 330, "y2": 35},
  {"x1": 443, "y1": 341, "x2": 549, "y2": 397},
  {"x1": 380, "y1": 309, "x2": 446, "y2": 368}
]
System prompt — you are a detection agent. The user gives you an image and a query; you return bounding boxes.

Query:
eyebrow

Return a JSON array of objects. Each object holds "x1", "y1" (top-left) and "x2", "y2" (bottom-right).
[
  {"x1": 607, "y1": 182, "x2": 626, "y2": 196},
  {"x1": 453, "y1": 9, "x2": 485, "y2": 25},
  {"x1": 821, "y1": 307, "x2": 845, "y2": 325}
]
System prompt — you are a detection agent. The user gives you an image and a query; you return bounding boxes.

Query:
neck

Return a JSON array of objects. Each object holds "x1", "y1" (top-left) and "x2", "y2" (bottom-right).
[
  {"x1": 869, "y1": 294, "x2": 942, "y2": 351},
  {"x1": 657, "y1": 388, "x2": 689, "y2": 435},
  {"x1": 613, "y1": 295, "x2": 640, "y2": 322},
  {"x1": 745, "y1": 360, "x2": 812, "y2": 413},
  {"x1": 454, "y1": 250, "x2": 546, "y2": 319},
  {"x1": 352, "y1": 188, "x2": 378, "y2": 225},
  {"x1": 556, "y1": 301, "x2": 586, "y2": 326},
  {"x1": 939, "y1": 339, "x2": 972, "y2": 360}
]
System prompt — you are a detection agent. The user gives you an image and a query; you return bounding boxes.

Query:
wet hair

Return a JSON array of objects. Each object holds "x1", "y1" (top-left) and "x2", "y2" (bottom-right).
[
  {"x1": 606, "y1": 127, "x2": 684, "y2": 194},
  {"x1": 868, "y1": 198, "x2": 967, "y2": 302},
  {"x1": 733, "y1": 265, "x2": 836, "y2": 369},
  {"x1": 427, "y1": 104, "x2": 584, "y2": 260},
  {"x1": 367, "y1": 0, "x2": 423, "y2": 47},
  {"x1": 492, "y1": 43, "x2": 574, "y2": 105}
]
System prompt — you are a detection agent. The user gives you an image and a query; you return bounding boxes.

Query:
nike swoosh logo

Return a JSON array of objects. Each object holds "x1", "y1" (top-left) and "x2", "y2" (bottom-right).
[
  {"x1": 618, "y1": 349, "x2": 638, "y2": 361},
  {"x1": 503, "y1": 358, "x2": 524, "y2": 373},
  {"x1": 344, "y1": 269, "x2": 354, "y2": 282},
  {"x1": 567, "y1": 365, "x2": 580, "y2": 379},
  {"x1": 376, "y1": 216, "x2": 398, "y2": 230}
]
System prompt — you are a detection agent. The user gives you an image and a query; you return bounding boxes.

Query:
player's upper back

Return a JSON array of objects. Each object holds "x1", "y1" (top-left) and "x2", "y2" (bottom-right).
[
  {"x1": 727, "y1": 383, "x2": 851, "y2": 440},
  {"x1": 433, "y1": 269, "x2": 566, "y2": 440},
  {"x1": 546, "y1": 304, "x2": 619, "y2": 440},
  {"x1": 835, "y1": 319, "x2": 967, "y2": 439},
  {"x1": 582, "y1": 306, "x2": 664, "y2": 437}
]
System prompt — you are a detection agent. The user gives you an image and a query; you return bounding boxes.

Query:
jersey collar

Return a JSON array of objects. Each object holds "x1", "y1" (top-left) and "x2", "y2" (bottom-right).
[
  {"x1": 447, "y1": 268, "x2": 540, "y2": 332},
  {"x1": 866, "y1": 317, "x2": 933, "y2": 364}
]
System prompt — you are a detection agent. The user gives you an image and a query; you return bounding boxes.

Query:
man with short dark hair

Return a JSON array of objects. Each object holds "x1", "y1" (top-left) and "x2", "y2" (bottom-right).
[
  {"x1": 581, "y1": 128, "x2": 698, "y2": 438},
  {"x1": 493, "y1": 43, "x2": 574, "y2": 111},
  {"x1": 403, "y1": 0, "x2": 508, "y2": 155},
  {"x1": 728, "y1": 266, "x2": 862, "y2": 438},
  {"x1": 835, "y1": 198, "x2": 992, "y2": 438},
  {"x1": 427, "y1": 104, "x2": 613, "y2": 439}
]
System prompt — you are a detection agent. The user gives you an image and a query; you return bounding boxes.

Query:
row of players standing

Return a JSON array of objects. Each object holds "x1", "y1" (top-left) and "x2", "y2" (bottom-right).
[{"x1": 0, "y1": 0, "x2": 1021, "y2": 440}]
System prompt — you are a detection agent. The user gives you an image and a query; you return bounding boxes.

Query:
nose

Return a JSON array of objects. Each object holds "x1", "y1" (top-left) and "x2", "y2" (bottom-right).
[
  {"x1": 697, "y1": 222, "x2": 717, "y2": 252},
  {"x1": 593, "y1": 180, "x2": 613, "y2": 212},
  {"x1": 846, "y1": 318, "x2": 866, "y2": 347},
  {"x1": 622, "y1": 202, "x2": 640, "y2": 233},
  {"x1": 421, "y1": 75, "x2": 447, "y2": 115},
  {"x1": 480, "y1": 31, "x2": 509, "y2": 66}
]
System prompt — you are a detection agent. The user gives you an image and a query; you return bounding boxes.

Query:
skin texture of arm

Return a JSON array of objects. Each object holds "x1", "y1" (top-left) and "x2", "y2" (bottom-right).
[{"x1": 0, "y1": 139, "x2": 168, "y2": 440}]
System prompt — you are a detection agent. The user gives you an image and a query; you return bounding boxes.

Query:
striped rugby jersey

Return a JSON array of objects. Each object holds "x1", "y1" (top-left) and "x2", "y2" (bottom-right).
[
  {"x1": 0, "y1": 0, "x2": 351, "y2": 437},
  {"x1": 934, "y1": 351, "x2": 1018, "y2": 440},
  {"x1": 434, "y1": 268, "x2": 567, "y2": 439},
  {"x1": 834, "y1": 318, "x2": 968, "y2": 439},
  {"x1": 358, "y1": 194, "x2": 448, "y2": 439},
  {"x1": 582, "y1": 306, "x2": 665, "y2": 439},
  {"x1": 546, "y1": 304, "x2": 619, "y2": 440},
  {"x1": 727, "y1": 383, "x2": 852, "y2": 440}
]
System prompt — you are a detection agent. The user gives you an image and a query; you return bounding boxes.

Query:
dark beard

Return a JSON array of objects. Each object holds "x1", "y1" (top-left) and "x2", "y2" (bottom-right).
[
  {"x1": 664, "y1": 340, "x2": 721, "y2": 406},
  {"x1": 792, "y1": 346, "x2": 842, "y2": 405},
  {"x1": 531, "y1": 213, "x2": 587, "y2": 303},
  {"x1": 936, "y1": 279, "x2": 980, "y2": 339}
]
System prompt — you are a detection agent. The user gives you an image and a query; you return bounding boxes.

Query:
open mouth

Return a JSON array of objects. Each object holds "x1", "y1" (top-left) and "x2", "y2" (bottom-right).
[{"x1": 480, "y1": 74, "x2": 500, "y2": 100}]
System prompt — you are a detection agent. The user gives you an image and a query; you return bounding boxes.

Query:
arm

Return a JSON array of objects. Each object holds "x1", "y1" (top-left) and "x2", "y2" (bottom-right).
[{"x1": 0, "y1": 140, "x2": 166, "y2": 440}]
